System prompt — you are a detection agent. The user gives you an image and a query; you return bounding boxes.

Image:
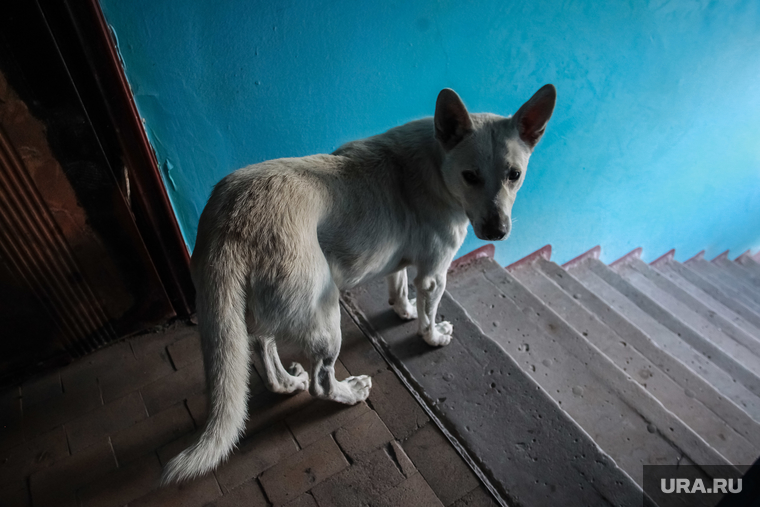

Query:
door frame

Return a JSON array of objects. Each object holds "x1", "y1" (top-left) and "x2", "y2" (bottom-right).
[{"x1": 37, "y1": 0, "x2": 195, "y2": 316}]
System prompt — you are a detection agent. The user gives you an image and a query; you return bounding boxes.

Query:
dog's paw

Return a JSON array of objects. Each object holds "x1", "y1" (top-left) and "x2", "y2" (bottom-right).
[
  {"x1": 421, "y1": 321, "x2": 453, "y2": 347},
  {"x1": 345, "y1": 375, "x2": 372, "y2": 401},
  {"x1": 286, "y1": 362, "x2": 309, "y2": 392},
  {"x1": 436, "y1": 321, "x2": 453, "y2": 335},
  {"x1": 333, "y1": 375, "x2": 372, "y2": 404},
  {"x1": 392, "y1": 297, "x2": 418, "y2": 320}
]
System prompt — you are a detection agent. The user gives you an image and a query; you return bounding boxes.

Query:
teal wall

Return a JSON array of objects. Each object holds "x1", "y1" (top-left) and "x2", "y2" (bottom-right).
[{"x1": 99, "y1": 0, "x2": 760, "y2": 266}]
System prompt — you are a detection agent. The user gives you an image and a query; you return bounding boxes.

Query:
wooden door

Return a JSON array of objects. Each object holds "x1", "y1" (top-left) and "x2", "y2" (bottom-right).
[{"x1": 0, "y1": 0, "x2": 192, "y2": 382}]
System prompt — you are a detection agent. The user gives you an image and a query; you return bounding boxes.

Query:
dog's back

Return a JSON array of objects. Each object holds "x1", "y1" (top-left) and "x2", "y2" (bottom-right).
[{"x1": 195, "y1": 117, "x2": 456, "y2": 297}]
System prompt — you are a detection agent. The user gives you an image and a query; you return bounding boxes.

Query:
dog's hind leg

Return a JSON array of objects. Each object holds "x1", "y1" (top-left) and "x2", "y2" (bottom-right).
[
  {"x1": 306, "y1": 283, "x2": 372, "y2": 404},
  {"x1": 255, "y1": 336, "x2": 309, "y2": 394},
  {"x1": 387, "y1": 268, "x2": 418, "y2": 320}
]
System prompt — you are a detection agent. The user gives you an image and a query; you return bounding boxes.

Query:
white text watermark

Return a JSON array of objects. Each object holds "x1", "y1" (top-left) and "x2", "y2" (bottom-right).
[{"x1": 661, "y1": 478, "x2": 742, "y2": 494}]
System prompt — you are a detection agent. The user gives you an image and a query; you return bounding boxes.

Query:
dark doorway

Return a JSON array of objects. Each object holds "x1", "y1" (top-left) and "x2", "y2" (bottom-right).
[{"x1": 0, "y1": 0, "x2": 194, "y2": 384}]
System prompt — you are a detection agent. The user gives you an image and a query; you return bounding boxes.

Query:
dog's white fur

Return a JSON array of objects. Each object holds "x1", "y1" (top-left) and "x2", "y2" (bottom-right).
[{"x1": 162, "y1": 86, "x2": 556, "y2": 483}]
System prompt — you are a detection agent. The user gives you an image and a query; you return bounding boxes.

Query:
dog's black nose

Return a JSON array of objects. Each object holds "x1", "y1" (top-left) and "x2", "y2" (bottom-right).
[
  {"x1": 483, "y1": 227, "x2": 507, "y2": 241},
  {"x1": 481, "y1": 216, "x2": 509, "y2": 241}
]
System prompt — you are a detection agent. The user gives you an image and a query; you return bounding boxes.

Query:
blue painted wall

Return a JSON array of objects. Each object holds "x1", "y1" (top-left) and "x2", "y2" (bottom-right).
[{"x1": 99, "y1": 0, "x2": 760, "y2": 266}]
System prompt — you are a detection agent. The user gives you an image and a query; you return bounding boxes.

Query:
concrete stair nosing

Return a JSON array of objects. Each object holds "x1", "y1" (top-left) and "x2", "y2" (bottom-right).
[
  {"x1": 713, "y1": 257, "x2": 760, "y2": 294},
  {"x1": 535, "y1": 257, "x2": 760, "y2": 449},
  {"x1": 689, "y1": 259, "x2": 760, "y2": 310},
  {"x1": 647, "y1": 260, "x2": 760, "y2": 342},
  {"x1": 510, "y1": 261, "x2": 760, "y2": 464},
  {"x1": 585, "y1": 259, "x2": 760, "y2": 399},
  {"x1": 634, "y1": 258, "x2": 760, "y2": 337},
  {"x1": 736, "y1": 254, "x2": 760, "y2": 277},
  {"x1": 565, "y1": 260, "x2": 760, "y2": 423},
  {"x1": 615, "y1": 260, "x2": 760, "y2": 370},
  {"x1": 654, "y1": 260, "x2": 760, "y2": 332}
]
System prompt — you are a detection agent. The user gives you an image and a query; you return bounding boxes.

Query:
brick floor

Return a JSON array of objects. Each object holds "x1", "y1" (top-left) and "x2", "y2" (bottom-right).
[
  {"x1": 333, "y1": 410, "x2": 394, "y2": 460},
  {"x1": 374, "y1": 472, "x2": 444, "y2": 507},
  {"x1": 140, "y1": 360, "x2": 205, "y2": 416},
  {"x1": 65, "y1": 392, "x2": 148, "y2": 453},
  {"x1": 0, "y1": 309, "x2": 498, "y2": 506},
  {"x1": 21, "y1": 373, "x2": 62, "y2": 406},
  {"x1": 403, "y1": 422, "x2": 481, "y2": 506},
  {"x1": 111, "y1": 403, "x2": 195, "y2": 465},
  {"x1": 0, "y1": 386, "x2": 22, "y2": 452},
  {"x1": 259, "y1": 435, "x2": 349, "y2": 504},
  {"x1": 30, "y1": 440, "x2": 117, "y2": 507},
  {"x1": 214, "y1": 422, "x2": 299, "y2": 493},
  {"x1": 0, "y1": 426, "x2": 68, "y2": 487}
]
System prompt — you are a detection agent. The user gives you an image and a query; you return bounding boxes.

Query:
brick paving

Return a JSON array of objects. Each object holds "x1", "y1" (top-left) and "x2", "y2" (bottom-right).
[{"x1": 0, "y1": 311, "x2": 499, "y2": 507}]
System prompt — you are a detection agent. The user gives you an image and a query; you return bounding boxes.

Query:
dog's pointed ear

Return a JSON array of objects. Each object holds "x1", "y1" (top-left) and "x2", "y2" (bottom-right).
[
  {"x1": 514, "y1": 84, "x2": 556, "y2": 148},
  {"x1": 435, "y1": 89, "x2": 474, "y2": 151}
]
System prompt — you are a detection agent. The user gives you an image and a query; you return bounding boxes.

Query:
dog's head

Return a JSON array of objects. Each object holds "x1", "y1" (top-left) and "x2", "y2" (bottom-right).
[{"x1": 435, "y1": 85, "x2": 556, "y2": 241}]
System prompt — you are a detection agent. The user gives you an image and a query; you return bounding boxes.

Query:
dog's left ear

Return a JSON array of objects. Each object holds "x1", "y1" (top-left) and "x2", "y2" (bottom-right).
[
  {"x1": 514, "y1": 84, "x2": 556, "y2": 148},
  {"x1": 435, "y1": 89, "x2": 474, "y2": 151}
]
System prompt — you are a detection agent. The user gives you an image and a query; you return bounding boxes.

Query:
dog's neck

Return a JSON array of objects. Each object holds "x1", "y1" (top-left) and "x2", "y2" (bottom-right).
[
  {"x1": 332, "y1": 118, "x2": 470, "y2": 230},
  {"x1": 382, "y1": 118, "x2": 468, "y2": 224}
]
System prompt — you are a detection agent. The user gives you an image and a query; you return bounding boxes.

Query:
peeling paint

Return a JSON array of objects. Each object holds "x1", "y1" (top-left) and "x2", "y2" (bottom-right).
[{"x1": 162, "y1": 159, "x2": 177, "y2": 191}]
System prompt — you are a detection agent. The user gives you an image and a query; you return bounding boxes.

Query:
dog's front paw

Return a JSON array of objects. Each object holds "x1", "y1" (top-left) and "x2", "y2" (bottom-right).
[
  {"x1": 392, "y1": 297, "x2": 418, "y2": 320},
  {"x1": 421, "y1": 321, "x2": 453, "y2": 347}
]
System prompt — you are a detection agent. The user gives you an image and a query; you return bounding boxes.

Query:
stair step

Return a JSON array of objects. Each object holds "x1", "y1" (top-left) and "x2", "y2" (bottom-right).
[
  {"x1": 688, "y1": 258, "x2": 760, "y2": 311},
  {"x1": 342, "y1": 265, "x2": 643, "y2": 506},
  {"x1": 510, "y1": 259, "x2": 760, "y2": 464},
  {"x1": 581, "y1": 257, "x2": 760, "y2": 399},
  {"x1": 448, "y1": 258, "x2": 731, "y2": 488},
  {"x1": 613, "y1": 259, "x2": 760, "y2": 376},
  {"x1": 565, "y1": 260, "x2": 760, "y2": 421},
  {"x1": 632, "y1": 258, "x2": 760, "y2": 346},
  {"x1": 535, "y1": 257, "x2": 760, "y2": 449},
  {"x1": 713, "y1": 256, "x2": 760, "y2": 295},
  {"x1": 736, "y1": 253, "x2": 760, "y2": 277},
  {"x1": 650, "y1": 257, "x2": 760, "y2": 342},
  {"x1": 683, "y1": 250, "x2": 760, "y2": 314},
  {"x1": 653, "y1": 258, "x2": 760, "y2": 334}
]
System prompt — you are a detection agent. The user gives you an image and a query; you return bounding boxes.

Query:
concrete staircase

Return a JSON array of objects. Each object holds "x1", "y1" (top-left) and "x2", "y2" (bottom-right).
[{"x1": 342, "y1": 246, "x2": 760, "y2": 506}]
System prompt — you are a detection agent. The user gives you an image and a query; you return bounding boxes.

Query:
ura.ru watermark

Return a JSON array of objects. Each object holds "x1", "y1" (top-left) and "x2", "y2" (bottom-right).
[
  {"x1": 660, "y1": 477, "x2": 742, "y2": 494},
  {"x1": 643, "y1": 464, "x2": 753, "y2": 507}
]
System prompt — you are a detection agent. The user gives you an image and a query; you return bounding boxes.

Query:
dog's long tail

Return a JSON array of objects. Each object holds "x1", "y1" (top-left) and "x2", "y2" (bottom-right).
[{"x1": 161, "y1": 246, "x2": 250, "y2": 484}]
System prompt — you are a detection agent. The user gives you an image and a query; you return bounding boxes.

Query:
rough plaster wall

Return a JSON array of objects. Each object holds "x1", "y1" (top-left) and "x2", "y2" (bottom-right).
[{"x1": 99, "y1": 0, "x2": 760, "y2": 265}]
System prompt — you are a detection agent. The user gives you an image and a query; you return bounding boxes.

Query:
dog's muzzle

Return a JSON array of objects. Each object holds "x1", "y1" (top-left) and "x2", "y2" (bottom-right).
[{"x1": 478, "y1": 215, "x2": 510, "y2": 241}]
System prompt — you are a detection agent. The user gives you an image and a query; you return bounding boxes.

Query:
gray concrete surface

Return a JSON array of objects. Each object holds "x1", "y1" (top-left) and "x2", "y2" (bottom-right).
[
  {"x1": 688, "y1": 259, "x2": 760, "y2": 311},
  {"x1": 713, "y1": 257, "x2": 760, "y2": 295},
  {"x1": 613, "y1": 261, "x2": 760, "y2": 378},
  {"x1": 447, "y1": 259, "x2": 730, "y2": 488},
  {"x1": 342, "y1": 264, "x2": 645, "y2": 506},
  {"x1": 737, "y1": 256, "x2": 760, "y2": 278},
  {"x1": 536, "y1": 258, "x2": 760, "y2": 448},
  {"x1": 566, "y1": 261, "x2": 760, "y2": 421},
  {"x1": 584, "y1": 259, "x2": 760, "y2": 398},
  {"x1": 654, "y1": 259, "x2": 760, "y2": 333},
  {"x1": 627, "y1": 259, "x2": 760, "y2": 347},
  {"x1": 511, "y1": 261, "x2": 759, "y2": 464},
  {"x1": 649, "y1": 259, "x2": 760, "y2": 341}
]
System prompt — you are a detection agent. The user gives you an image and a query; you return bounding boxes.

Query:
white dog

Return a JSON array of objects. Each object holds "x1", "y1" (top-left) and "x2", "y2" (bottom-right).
[{"x1": 163, "y1": 85, "x2": 556, "y2": 483}]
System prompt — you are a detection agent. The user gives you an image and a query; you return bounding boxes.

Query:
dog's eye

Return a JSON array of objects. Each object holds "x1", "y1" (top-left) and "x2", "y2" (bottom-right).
[
  {"x1": 507, "y1": 169, "x2": 521, "y2": 182},
  {"x1": 462, "y1": 171, "x2": 482, "y2": 186}
]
